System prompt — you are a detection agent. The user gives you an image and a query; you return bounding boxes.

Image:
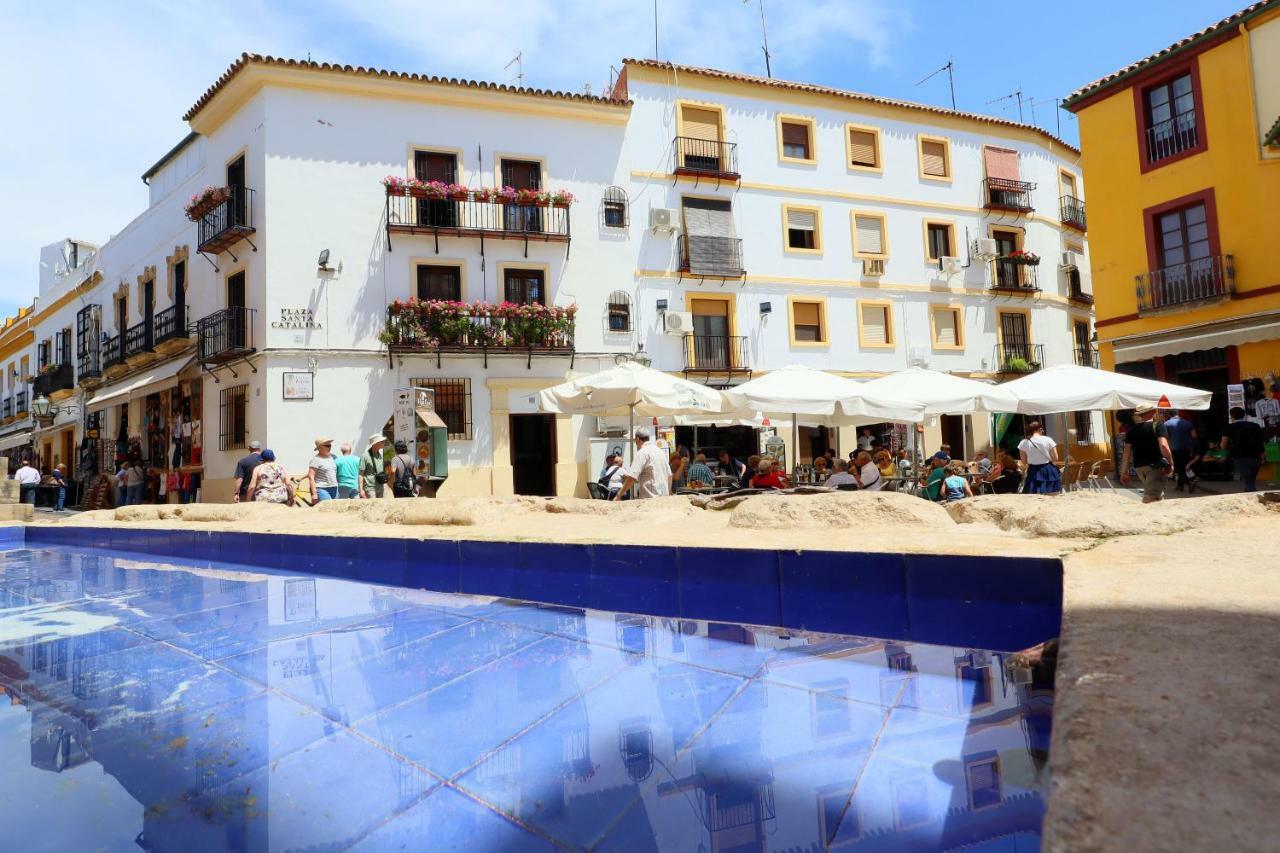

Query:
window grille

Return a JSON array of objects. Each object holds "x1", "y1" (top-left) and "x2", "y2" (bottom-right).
[
  {"x1": 602, "y1": 186, "x2": 628, "y2": 228},
  {"x1": 606, "y1": 291, "x2": 632, "y2": 333},
  {"x1": 411, "y1": 378, "x2": 472, "y2": 440},
  {"x1": 219, "y1": 384, "x2": 248, "y2": 450}
]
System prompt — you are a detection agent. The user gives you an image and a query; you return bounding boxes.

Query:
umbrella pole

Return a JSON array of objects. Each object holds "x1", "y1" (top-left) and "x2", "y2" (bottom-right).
[
  {"x1": 792, "y1": 414, "x2": 799, "y2": 481},
  {"x1": 628, "y1": 402, "x2": 636, "y2": 465},
  {"x1": 961, "y1": 415, "x2": 968, "y2": 461}
]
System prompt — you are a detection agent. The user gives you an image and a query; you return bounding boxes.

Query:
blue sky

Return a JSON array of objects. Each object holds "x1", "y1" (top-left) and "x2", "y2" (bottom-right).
[{"x1": 0, "y1": 0, "x2": 1247, "y2": 317}]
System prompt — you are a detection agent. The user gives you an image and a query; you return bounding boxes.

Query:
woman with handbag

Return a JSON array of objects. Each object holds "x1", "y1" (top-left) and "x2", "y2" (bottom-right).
[{"x1": 360, "y1": 435, "x2": 389, "y2": 499}]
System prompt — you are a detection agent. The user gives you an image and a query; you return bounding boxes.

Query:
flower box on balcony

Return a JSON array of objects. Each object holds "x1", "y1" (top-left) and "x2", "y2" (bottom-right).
[
  {"x1": 382, "y1": 298, "x2": 576, "y2": 351},
  {"x1": 1000, "y1": 251, "x2": 1041, "y2": 266},
  {"x1": 184, "y1": 186, "x2": 230, "y2": 221}
]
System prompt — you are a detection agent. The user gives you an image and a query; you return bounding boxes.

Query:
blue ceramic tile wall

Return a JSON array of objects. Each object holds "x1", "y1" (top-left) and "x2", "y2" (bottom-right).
[
  {"x1": 0, "y1": 525, "x2": 23, "y2": 549},
  {"x1": 16, "y1": 526, "x2": 1062, "y2": 649}
]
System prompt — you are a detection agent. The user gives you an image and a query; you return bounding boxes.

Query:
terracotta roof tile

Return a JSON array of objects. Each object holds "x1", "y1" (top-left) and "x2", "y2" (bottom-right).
[
  {"x1": 1064, "y1": 1, "x2": 1277, "y2": 107},
  {"x1": 184, "y1": 53, "x2": 631, "y2": 123},
  {"x1": 623, "y1": 59, "x2": 1079, "y2": 154}
]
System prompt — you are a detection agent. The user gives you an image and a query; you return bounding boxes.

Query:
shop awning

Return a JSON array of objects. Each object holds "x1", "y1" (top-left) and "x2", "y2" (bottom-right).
[
  {"x1": 87, "y1": 356, "x2": 194, "y2": 413},
  {"x1": 1111, "y1": 311, "x2": 1280, "y2": 365},
  {"x1": 0, "y1": 431, "x2": 32, "y2": 452}
]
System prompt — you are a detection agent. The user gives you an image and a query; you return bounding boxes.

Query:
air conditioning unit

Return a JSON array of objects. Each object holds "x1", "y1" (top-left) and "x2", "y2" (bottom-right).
[
  {"x1": 663, "y1": 311, "x2": 694, "y2": 335},
  {"x1": 939, "y1": 256, "x2": 961, "y2": 275},
  {"x1": 1061, "y1": 250, "x2": 1082, "y2": 270},
  {"x1": 862, "y1": 258, "x2": 885, "y2": 276},
  {"x1": 596, "y1": 416, "x2": 629, "y2": 437},
  {"x1": 975, "y1": 238, "x2": 999, "y2": 260},
  {"x1": 1008, "y1": 665, "x2": 1033, "y2": 686},
  {"x1": 649, "y1": 207, "x2": 676, "y2": 231}
]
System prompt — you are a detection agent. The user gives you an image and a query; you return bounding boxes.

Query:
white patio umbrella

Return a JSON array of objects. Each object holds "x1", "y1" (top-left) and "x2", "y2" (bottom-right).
[
  {"x1": 722, "y1": 365, "x2": 925, "y2": 474},
  {"x1": 862, "y1": 367, "x2": 1020, "y2": 459},
  {"x1": 1000, "y1": 364, "x2": 1212, "y2": 415},
  {"x1": 539, "y1": 361, "x2": 728, "y2": 461}
]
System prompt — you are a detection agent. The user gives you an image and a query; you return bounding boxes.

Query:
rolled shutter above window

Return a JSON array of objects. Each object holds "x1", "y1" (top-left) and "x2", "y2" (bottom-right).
[
  {"x1": 793, "y1": 301, "x2": 820, "y2": 326},
  {"x1": 982, "y1": 146, "x2": 1020, "y2": 181},
  {"x1": 854, "y1": 215, "x2": 884, "y2": 255},
  {"x1": 849, "y1": 129, "x2": 878, "y2": 167},
  {"x1": 787, "y1": 209, "x2": 816, "y2": 231},
  {"x1": 861, "y1": 304, "x2": 889, "y2": 345},
  {"x1": 781, "y1": 121, "x2": 811, "y2": 158},
  {"x1": 682, "y1": 107, "x2": 721, "y2": 141},
  {"x1": 934, "y1": 308, "x2": 958, "y2": 346},
  {"x1": 921, "y1": 140, "x2": 948, "y2": 177}
]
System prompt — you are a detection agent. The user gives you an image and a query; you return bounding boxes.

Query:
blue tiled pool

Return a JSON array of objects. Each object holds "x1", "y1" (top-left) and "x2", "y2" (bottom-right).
[{"x1": 0, "y1": 542, "x2": 1055, "y2": 851}]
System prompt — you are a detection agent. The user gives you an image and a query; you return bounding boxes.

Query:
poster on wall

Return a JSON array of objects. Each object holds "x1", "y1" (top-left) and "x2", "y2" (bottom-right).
[
  {"x1": 1227, "y1": 383, "x2": 1245, "y2": 412},
  {"x1": 282, "y1": 371, "x2": 314, "y2": 400}
]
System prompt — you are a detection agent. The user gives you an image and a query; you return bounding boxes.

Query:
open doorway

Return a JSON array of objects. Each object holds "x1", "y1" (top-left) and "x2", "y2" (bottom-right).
[
  {"x1": 510, "y1": 414, "x2": 556, "y2": 496},
  {"x1": 940, "y1": 415, "x2": 967, "y2": 457}
]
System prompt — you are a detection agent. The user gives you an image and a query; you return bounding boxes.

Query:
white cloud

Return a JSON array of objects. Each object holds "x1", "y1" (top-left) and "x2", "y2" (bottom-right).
[{"x1": 0, "y1": 0, "x2": 905, "y2": 306}]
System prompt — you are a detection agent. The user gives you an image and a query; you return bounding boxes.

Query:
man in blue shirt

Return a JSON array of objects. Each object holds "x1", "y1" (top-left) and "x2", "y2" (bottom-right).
[{"x1": 1163, "y1": 411, "x2": 1196, "y2": 492}]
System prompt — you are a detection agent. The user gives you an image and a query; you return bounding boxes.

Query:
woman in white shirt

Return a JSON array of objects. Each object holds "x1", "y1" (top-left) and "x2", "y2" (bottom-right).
[{"x1": 1017, "y1": 421, "x2": 1062, "y2": 494}]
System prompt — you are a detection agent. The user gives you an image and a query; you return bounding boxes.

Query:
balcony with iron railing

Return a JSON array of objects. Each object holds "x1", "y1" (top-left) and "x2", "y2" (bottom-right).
[
  {"x1": 1146, "y1": 110, "x2": 1199, "y2": 164},
  {"x1": 383, "y1": 301, "x2": 575, "y2": 364},
  {"x1": 684, "y1": 334, "x2": 750, "y2": 375},
  {"x1": 1060, "y1": 195, "x2": 1087, "y2": 230},
  {"x1": 197, "y1": 186, "x2": 256, "y2": 255},
  {"x1": 154, "y1": 303, "x2": 189, "y2": 346},
  {"x1": 197, "y1": 306, "x2": 256, "y2": 366},
  {"x1": 982, "y1": 178, "x2": 1036, "y2": 213},
  {"x1": 989, "y1": 259, "x2": 1040, "y2": 294},
  {"x1": 384, "y1": 192, "x2": 570, "y2": 249},
  {"x1": 674, "y1": 136, "x2": 739, "y2": 180},
  {"x1": 78, "y1": 345, "x2": 102, "y2": 382},
  {"x1": 680, "y1": 234, "x2": 745, "y2": 279},
  {"x1": 102, "y1": 333, "x2": 124, "y2": 371},
  {"x1": 1136, "y1": 254, "x2": 1234, "y2": 315},
  {"x1": 33, "y1": 362, "x2": 75, "y2": 397},
  {"x1": 994, "y1": 342, "x2": 1044, "y2": 375},
  {"x1": 1074, "y1": 345, "x2": 1100, "y2": 368},
  {"x1": 125, "y1": 319, "x2": 154, "y2": 358}
]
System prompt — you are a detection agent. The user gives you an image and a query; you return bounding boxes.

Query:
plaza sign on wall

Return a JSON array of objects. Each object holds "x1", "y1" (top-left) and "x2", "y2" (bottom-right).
[{"x1": 272, "y1": 308, "x2": 322, "y2": 329}]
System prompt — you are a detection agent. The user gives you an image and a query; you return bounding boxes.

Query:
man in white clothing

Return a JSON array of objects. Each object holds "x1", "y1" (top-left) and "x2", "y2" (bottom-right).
[
  {"x1": 14, "y1": 458, "x2": 41, "y2": 505},
  {"x1": 824, "y1": 458, "x2": 859, "y2": 488},
  {"x1": 613, "y1": 428, "x2": 672, "y2": 500}
]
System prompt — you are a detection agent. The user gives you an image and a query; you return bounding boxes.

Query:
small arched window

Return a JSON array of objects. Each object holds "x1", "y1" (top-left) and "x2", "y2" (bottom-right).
[
  {"x1": 602, "y1": 186, "x2": 629, "y2": 228},
  {"x1": 607, "y1": 290, "x2": 632, "y2": 333}
]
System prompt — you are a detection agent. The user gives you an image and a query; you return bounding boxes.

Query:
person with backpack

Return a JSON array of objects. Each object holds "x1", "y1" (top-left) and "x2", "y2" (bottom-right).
[
  {"x1": 390, "y1": 439, "x2": 417, "y2": 498},
  {"x1": 598, "y1": 452, "x2": 626, "y2": 500}
]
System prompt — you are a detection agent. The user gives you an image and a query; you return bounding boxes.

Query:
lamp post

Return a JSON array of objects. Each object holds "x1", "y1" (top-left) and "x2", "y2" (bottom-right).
[{"x1": 31, "y1": 394, "x2": 79, "y2": 428}]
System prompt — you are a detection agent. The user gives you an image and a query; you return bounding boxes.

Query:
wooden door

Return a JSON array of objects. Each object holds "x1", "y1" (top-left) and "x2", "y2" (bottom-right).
[{"x1": 414, "y1": 151, "x2": 459, "y2": 227}]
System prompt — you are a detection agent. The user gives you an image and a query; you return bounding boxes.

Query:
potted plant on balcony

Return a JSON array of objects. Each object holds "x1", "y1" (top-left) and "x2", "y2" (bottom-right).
[
  {"x1": 382, "y1": 175, "x2": 410, "y2": 195},
  {"x1": 472, "y1": 187, "x2": 499, "y2": 204},
  {"x1": 496, "y1": 186, "x2": 520, "y2": 205},
  {"x1": 1003, "y1": 249, "x2": 1041, "y2": 266},
  {"x1": 550, "y1": 189, "x2": 576, "y2": 208},
  {"x1": 184, "y1": 186, "x2": 229, "y2": 221},
  {"x1": 446, "y1": 183, "x2": 470, "y2": 201},
  {"x1": 515, "y1": 188, "x2": 547, "y2": 206}
]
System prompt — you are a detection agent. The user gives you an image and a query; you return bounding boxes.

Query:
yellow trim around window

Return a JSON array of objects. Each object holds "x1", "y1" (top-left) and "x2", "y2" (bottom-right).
[
  {"x1": 776, "y1": 114, "x2": 817, "y2": 165},
  {"x1": 850, "y1": 210, "x2": 889, "y2": 259},
  {"x1": 787, "y1": 295, "x2": 828, "y2": 347},
  {"x1": 856, "y1": 299, "x2": 896, "y2": 349},
  {"x1": 845, "y1": 123, "x2": 883, "y2": 173},
  {"x1": 917, "y1": 133, "x2": 953, "y2": 182},
  {"x1": 781, "y1": 203, "x2": 824, "y2": 255},
  {"x1": 682, "y1": 291, "x2": 738, "y2": 338},
  {"x1": 929, "y1": 304, "x2": 965, "y2": 351},
  {"x1": 921, "y1": 218, "x2": 958, "y2": 263},
  {"x1": 675, "y1": 99, "x2": 727, "y2": 141},
  {"x1": 410, "y1": 257, "x2": 469, "y2": 302},
  {"x1": 996, "y1": 307, "x2": 1034, "y2": 348},
  {"x1": 1057, "y1": 166, "x2": 1080, "y2": 199}
]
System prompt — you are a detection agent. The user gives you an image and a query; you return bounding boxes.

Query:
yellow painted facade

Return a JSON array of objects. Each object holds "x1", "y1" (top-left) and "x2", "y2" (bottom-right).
[{"x1": 1067, "y1": 3, "x2": 1280, "y2": 387}]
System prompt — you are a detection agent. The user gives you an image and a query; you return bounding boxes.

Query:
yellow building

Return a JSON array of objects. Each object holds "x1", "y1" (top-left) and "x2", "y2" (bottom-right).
[
  {"x1": 1064, "y1": 0, "x2": 1280, "y2": 440},
  {"x1": 0, "y1": 304, "x2": 36, "y2": 467}
]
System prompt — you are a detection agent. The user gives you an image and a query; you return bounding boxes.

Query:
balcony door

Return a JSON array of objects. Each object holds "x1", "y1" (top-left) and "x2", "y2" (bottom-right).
[
  {"x1": 227, "y1": 271, "x2": 247, "y2": 350},
  {"x1": 1145, "y1": 73, "x2": 1196, "y2": 161},
  {"x1": 416, "y1": 265, "x2": 462, "y2": 302},
  {"x1": 173, "y1": 260, "x2": 186, "y2": 325},
  {"x1": 999, "y1": 312, "x2": 1031, "y2": 361},
  {"x1": 1073, "y1": 320, "x2": 1092, "y2": 366},
  {"x1": 226, "y1": 155, "x2": 247, "y2": 228},
  {"x1": 116, "y1": 293, "x2": 128, "y2": 338},
  {"x1": 414, "y1": 151, "x2": 458, "y2": 227},
  {"x1": 681, "y1": 198, "x2": 738, "y2": 277},
  {"x1": 1156, "y1": 203, "x2": 1210, "y2": 303},
  {"x1": 504, "y1": 268, "x2": 545, "y2": 306},
  {"x1": 993, "y1": 229, "x2": 1020, "y2": 287},
  {"x1": 142, "y1": 278, "x2": 155, "y2": 347},
  {"x1": 679, "y1": 105, "x2": 722, "y2": 172},
  {"x1": 690, "y1": 298, "x2": 730, "y2": 369},
  {"x1": 501, "y1": 159, "x2": 542, "y2": 232}
]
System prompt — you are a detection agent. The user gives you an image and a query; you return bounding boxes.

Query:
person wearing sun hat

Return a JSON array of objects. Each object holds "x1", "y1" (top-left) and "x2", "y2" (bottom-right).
[
  {"x1": 308, "y1": 437, "x2": 339, "y2": 502},
  {"x1": 360, "y1": 434, "x2": 390, "y2": 499},
  {"x1": 1121, "y1": 404, "x2": 1173, "y2": 503}
]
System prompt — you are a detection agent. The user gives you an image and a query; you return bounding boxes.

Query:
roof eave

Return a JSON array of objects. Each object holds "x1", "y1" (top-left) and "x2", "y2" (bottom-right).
[{"x1": 141, "y1": 131, "x2": 200, "y2": 185}]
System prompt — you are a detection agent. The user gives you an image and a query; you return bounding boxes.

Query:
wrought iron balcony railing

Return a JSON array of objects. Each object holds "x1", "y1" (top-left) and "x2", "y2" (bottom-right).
[
  {"x1": 1074, "y1": 345, "x2": 1100, "y2": 368},
  {"x1": 1060, "y1": 195, "x2": 1087, "y2": 230},
  {"x1": 33, "y1": 363, "x2": 75, "y2": 397},
  {"x1": 990, "y1": 259, "x2": 1040, "y2": 293},
  {"x1": 684, "y1": 334, "x2": 749, "y2": 373},
  {"x1": 982, "y1": 178, "x2": 1036, "y2": 213},
  {"x1": 384, "y1": 302, "x2": 575, "y2": 362},
  {"x1": 197, "y1": 306, "x2": 255, "y2": 365},
  {"x1": 102, "y1": 333, "x2": 124, "y2": 370},
  {"x1": 197, "y1": 186, "x2": 256, "y2": 255},
  {"x1": 680, "y1": 234, "x2": 745, "y2": 278},
  {"x1": 125, "y1": 320, "x2": 154, "y2": 358},
  {"x1": 1136, "y1": 254, "x2": 1234, "y2": 314},
  {"x1": 994, "y1": 343, "x2": 1044, "y2": 374},
  {"x1": 78, "y1": 346, "x2": 102, "y2": 381},
  {"x1": 154, "y1": 304, "x2": 189, "y2": 345},
  {"x1": 674, "y1": 136, "x2": 739, "y2": 178},
  {"x1": 384, "y1": 193, "x2": 570, "y2": 246},
  {"x1": 1146, "y1": 111, "x2": 1198, "y2": 163}
]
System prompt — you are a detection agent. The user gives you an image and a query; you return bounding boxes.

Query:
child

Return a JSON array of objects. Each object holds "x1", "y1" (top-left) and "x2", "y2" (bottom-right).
[{"x1": 943, "y1": 461, "x2": 973, "y2": 502}]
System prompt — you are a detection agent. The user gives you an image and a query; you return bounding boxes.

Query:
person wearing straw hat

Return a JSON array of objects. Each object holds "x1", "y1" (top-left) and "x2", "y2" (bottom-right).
[
  {"x1": 308, "y1": 437, "x2": 339, "y2": 502},
  {"x1": 360, "y1": 435, "x2": 390, "y2": 499},
  {"x1": 1121, "y1": 405, "x2": 1173, "y2": 503}
]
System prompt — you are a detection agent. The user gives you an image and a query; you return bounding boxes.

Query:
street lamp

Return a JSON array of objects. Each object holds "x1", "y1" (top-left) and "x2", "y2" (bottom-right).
[{"x1": 30, "y1": 394, "x2": 78, "y2": 427}]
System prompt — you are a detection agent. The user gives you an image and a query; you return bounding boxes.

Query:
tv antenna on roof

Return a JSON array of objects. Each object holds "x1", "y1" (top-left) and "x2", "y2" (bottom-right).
[
  {"x1": 986, "y1": 87, "x2": 1024, "y2": 123},
  {"x1": 744, "y1": 0, "x2": 773, "y2": 78},
  {"x1": 916, "y1": 58, "x2": 956, "y2": 110},
  {"x1": 505, "y1": 51, "x2": 523, "y2": 86}
]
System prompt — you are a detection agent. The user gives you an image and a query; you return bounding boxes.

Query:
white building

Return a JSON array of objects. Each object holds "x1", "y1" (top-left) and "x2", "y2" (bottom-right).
[{"x1": 20, "y1": 54, "x2": 1096, "y2": 502}]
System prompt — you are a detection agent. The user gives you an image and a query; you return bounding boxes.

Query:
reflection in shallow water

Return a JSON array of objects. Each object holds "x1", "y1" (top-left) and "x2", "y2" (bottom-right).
[{"x1": 0, "y1": 546, "x2": 1054, "y2": 851}]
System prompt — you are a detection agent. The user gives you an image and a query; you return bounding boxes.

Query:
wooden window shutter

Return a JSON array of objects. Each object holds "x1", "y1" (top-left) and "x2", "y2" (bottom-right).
[
  {"x1": 921, "y1": 140, "x2": 948, "y2": 177},
  {"x1": 854, "y1": 215, "x2": 884, "y2": 255},
  {"x1": 782, "y1": 121, "x2": 810, "y2": 157},
  {"x1": 849, "y1": 129, "x2": 878, "y2": 167},
  {"x1": 682, "y1": 106, "x2": 721, "y2": 141},
  {"x1": 934, "y1": 308, "x2": 958, "y2": 346},
  {"x1": 861, "y1": 304, "x2": 889, "y2": 345},
  {"x1": 793, "y1": 301, "x2": 820, "y2": 327},
  {"x1": 787, "y1": 209, "x2": 816, "y2": 231},
  {"x1": 982, "y1": 146, "x2": 1020, "y2": 181}
]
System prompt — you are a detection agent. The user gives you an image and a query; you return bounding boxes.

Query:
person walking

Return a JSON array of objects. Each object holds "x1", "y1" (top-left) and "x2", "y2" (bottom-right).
[
  {"x1": 232, "y1": 440, "x2": 263, "y2": 503},
  {"x1": 14, "y1": 458, "x2": 40, "y2": 506},
  {"x1": 334, "y1": 442, "x2": 361, "y2": 499},
  {"x1": 51, "y1": 464, "x2": 68, "y2": 512},
  {"x1": 1163, "y1": 410, "x2": 1197, "y2": 492},
  {"x1": 613, "y1": 428, "x2": 672, "y2": 500},
  {"x1": 389, "y1": 440, "x2": 418, "y2": 498},
  {"x1": 1221, "y1": 406, "x2": 1265, "y2": 493},
  {"x1": 308, "y1": 438, "x2": 339, "y2": 502},
  {"x1": 1120, "y1": 405, "x2": 1173, "y2": 503},
  {"x1": 123, "y1": 456, "x2": 147, "y2": 505},
  {"x1": 246, "y1": 449, "x2": 295, "y2": 505},
  {"x1": 1018, "y1": 421, "x2": 1062, "y2": 495},
  {"x1": 360, "y1": 436, "x2": 389, "y2": 499}
]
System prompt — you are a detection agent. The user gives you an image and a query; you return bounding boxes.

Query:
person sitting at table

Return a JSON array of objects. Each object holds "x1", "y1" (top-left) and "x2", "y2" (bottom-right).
[
  {"x1": 824, "y1": 457, "x2": 858, "y2": 489},
  {"x1": 988, "y1": 450, "x2": 1023, "y2": 494},
  {"x1": 895, "y1": 449, "x2": 913, "y2": 479},
  {"x1": 853, "y1": 451, "x2": 884, "y2": 491},
  {"x1": 741, "y1": 454, "x2": 760, "y2": 490},
  {"x1": 686, "y1": 453, "x2": 715, "y2": 488},
  {"x1": 669, "y1": 451, "x2": 688, "y2": 490},
  {"x1": 973, "y1": 450, "x2": 993, "y2": 476},
  {"x1": 921, "y1": 456, "x2": 949, "y2": 501},
  {"x1": 751, "y1": 458, "x2": 790, "y2": 490},
  {"x1": 875, "y1": 450, "x2": 896, "y2": 478},
  {"x1": 717, "y1": 450, "x2": 746, "y2": 485},
  {"x1": 942, "y1": 461, "x2": 974, "y2": 502},
  {"x1": 812, "y1": 456, "x2": 829, "y2": 481}
]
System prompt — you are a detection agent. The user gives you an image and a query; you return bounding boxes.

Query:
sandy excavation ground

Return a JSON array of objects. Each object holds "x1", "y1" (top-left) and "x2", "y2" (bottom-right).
[{"x1": 22, "y1": 489, "x2": 1280, "y2": 851}]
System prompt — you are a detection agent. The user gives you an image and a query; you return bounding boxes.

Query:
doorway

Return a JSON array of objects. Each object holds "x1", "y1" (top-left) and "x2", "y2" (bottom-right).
[
  {"x1": 510, "y1": 414, "x2": 556, "y2": 496},
  {"x1": 940, "y1": 415, "x2": 967, "y2": 458},
  {"x1": 227, "y1": 271, "x2": 247, "y2": 350}
]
